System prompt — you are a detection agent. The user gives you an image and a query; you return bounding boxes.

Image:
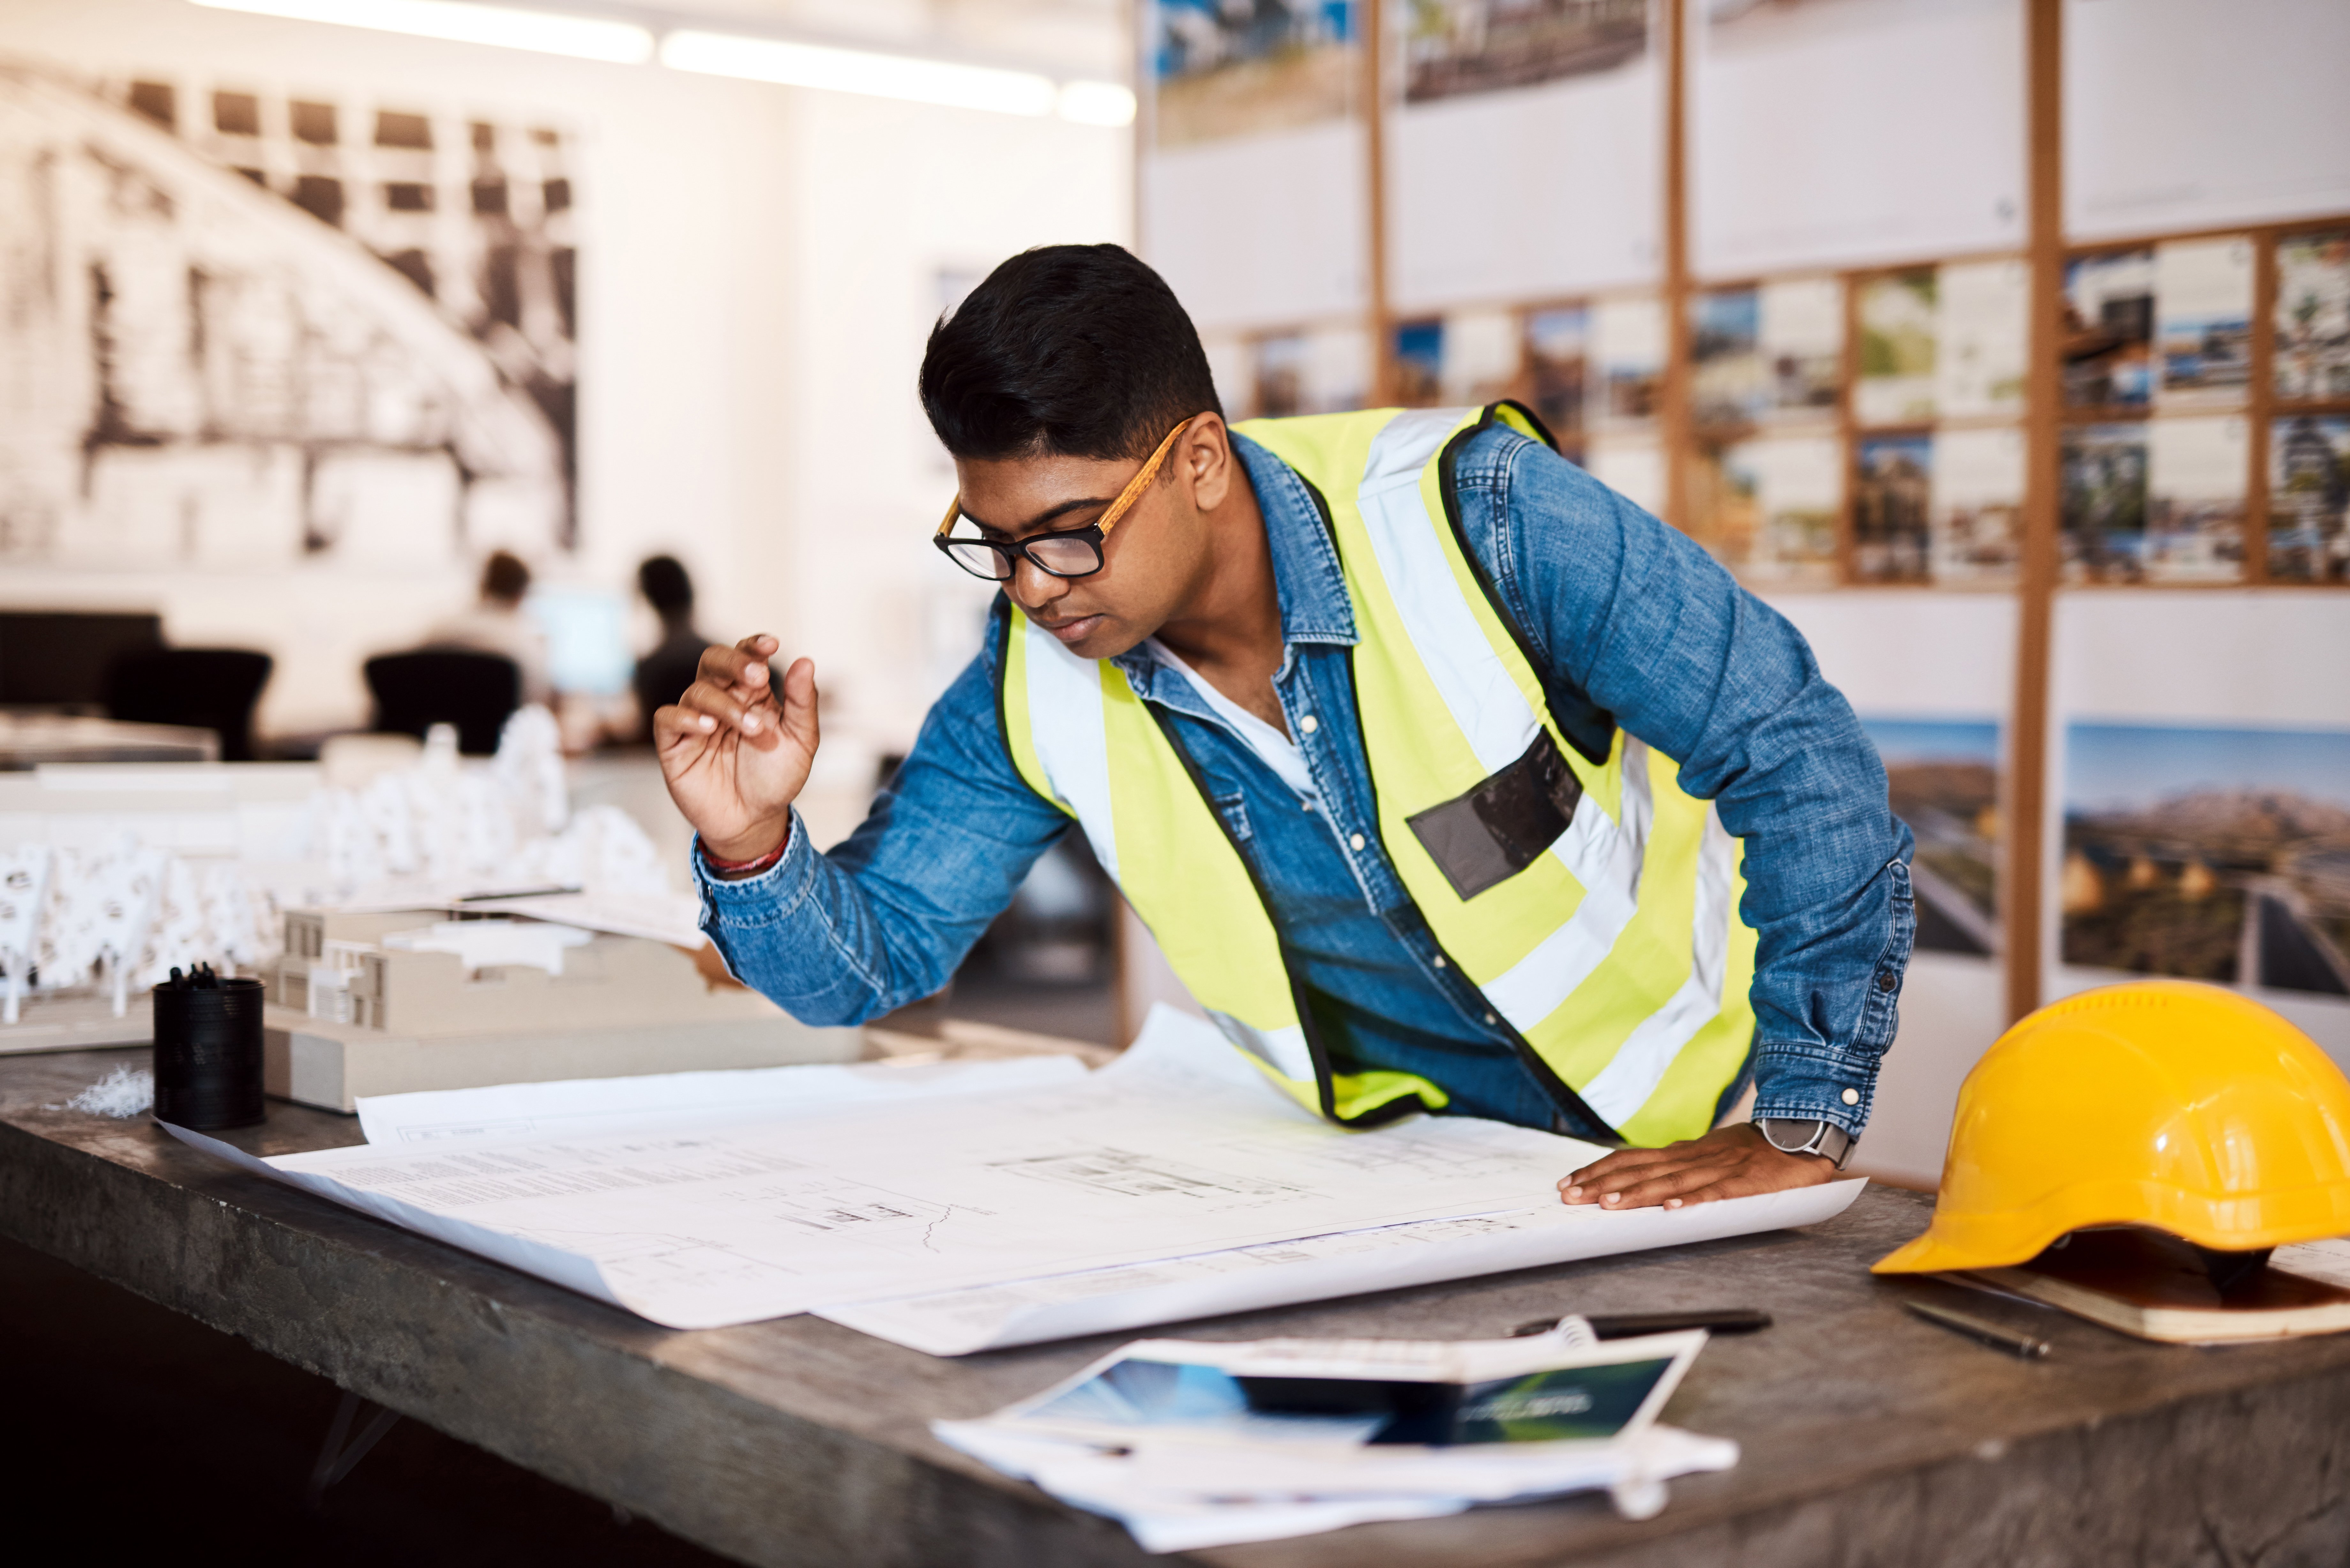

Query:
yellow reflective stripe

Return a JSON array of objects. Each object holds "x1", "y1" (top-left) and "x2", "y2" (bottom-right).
[
  {"x1": 1094, "y1": 663, "x2": 1293, "y2": 1048},
  {"x1": 1334, "y1": 1069, "x2": 1449, "y2": 1120},
  {"x1": 1577, "y1": 805, "x2": 1741, "y2": 1130},
  {"x1": 1618, "y1": 839, "x2": 1759, "y2": 1146},
  {"x1": 1522, "y1": 743, "x2": 1714, "y2": 1089}
]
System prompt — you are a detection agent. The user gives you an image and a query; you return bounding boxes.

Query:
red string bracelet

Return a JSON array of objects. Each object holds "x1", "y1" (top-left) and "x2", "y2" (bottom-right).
[{"x1": 702, "y1": 833, "x2": 787, "y2": 878}]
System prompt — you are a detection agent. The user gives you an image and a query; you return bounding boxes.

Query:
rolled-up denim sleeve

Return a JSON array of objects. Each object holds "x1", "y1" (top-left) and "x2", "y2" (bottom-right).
[
  {"x1": 1462, "y1": 428, "x2": 1915, "y2": 1137},
  {"x1": 693, "y1": 600, "x2": 1072, "y2": 1024}
]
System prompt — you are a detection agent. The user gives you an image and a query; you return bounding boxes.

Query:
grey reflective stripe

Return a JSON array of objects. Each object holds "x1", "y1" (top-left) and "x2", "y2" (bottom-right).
[
  {"x1": 1018, "y1": 614, "x2": 1121, "y2": 878},
  {"x1": 1206, "y1": 1009, "x2": 1315, "y2": 1082}
]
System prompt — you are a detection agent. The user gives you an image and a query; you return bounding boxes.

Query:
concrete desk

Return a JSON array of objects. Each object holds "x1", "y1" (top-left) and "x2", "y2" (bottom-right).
[{"x1": 5, "y1": 1045, "x2": 2349, "y2": 1568}]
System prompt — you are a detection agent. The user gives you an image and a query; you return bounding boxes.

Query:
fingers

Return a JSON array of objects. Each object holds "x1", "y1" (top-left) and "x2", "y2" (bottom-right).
[
  {"x1": 697, "y1": 637, "x2": 780, "y2": 698},
  {"x1": 776, "y1": 658, "x2": 819, "y2": 754},
  {"x1": 1595, "y1": 1161, "x2": 1737, "y2": 1210},
  {"x1": 1558, "y1": 1143, "x2": 1683, "y2": 1201}
]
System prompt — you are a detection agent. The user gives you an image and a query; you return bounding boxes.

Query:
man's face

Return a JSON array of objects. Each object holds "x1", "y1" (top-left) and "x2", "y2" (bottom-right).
[{"x1": 951, "y1": 435, "x2": 1211, "y2": 661}]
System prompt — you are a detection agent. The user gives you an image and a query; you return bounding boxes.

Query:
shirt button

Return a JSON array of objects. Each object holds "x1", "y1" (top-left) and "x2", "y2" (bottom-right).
[
  {"x1": 1483, "y1": 1012, "x2": 1498, "y2": 1025},
  {"x1": 1431, "y1": 955, "x2": 1445, "y2": 969},
  {"x1": 1841, "y1": 1088, "x2": 1861, "y2": 1106},
  {"x1": 1349, "y1": 833, "x2": 1366, "y2": 851},
  {"x1": 1299, "y1": 714, "x2": 1319, "y2": 734},
  {"x1": 1875, "y1": 972, "x2": 1896, "y2": 992}
]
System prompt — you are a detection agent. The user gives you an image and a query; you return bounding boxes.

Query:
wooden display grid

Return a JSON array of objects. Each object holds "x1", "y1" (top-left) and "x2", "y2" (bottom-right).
[{"x1": 1133, "y1": 0, "x2": 2345, "y2": 1022}]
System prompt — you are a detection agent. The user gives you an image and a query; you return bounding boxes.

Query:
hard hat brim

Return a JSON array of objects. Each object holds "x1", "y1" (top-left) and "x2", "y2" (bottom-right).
[{"x1": 1873, "y1": 1172, "x2": 2350, "y2": 1275}]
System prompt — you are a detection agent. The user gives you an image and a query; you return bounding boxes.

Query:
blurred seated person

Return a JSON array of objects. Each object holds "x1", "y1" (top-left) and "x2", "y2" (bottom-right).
[
  {"x1": 426, "y1": 550, "x2": 552, "y2": 705},
  {"x1": 633, "y1": 554, "x2": 707, "y2": 727}
]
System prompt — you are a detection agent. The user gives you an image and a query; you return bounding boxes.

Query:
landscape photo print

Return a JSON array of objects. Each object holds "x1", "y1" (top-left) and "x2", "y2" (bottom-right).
[{"x1": 2061, "y1": 723, "x2": 2350, "y2": 999}]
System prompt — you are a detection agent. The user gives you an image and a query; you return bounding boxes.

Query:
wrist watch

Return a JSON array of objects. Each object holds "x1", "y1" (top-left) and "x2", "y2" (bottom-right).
[{"x1": 1755, "y1": 1117, "x2": 1856, "y2": 1170}]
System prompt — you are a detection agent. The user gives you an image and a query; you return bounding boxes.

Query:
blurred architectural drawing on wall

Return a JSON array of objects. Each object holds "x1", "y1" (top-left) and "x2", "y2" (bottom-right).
[
  {"x1": 2269, "y1": 415, "x2": 2350, "y2": 584},
  {"x1": 1853, "y1": 433, "x2": 1932, "y2": 584},
  {"x1": 2062, "y1": 724, "x2": 2350, "y2": 998},
  {"x1": 1403, "y1": 0, "x2": 1647, "y2": 104},
  {"x1": 0, "y1": 61, "x2": 573, "y2": 572},
  {"x1": 2276, "y1": 230, "x2": 2350, "y2": 402},
  {"x1": 1860, "y1": 716, "x2": 2000, "y2": 958},
  {"x1": 1149, "y1": 0, "x2": 1358, "y2": 149},
  {"x1": 2058, "y1": 422, "x2": 2148, "y2": 584}
]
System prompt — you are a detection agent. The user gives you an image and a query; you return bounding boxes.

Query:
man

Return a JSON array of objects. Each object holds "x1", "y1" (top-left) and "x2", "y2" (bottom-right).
[
  {"x1": 657, "y1": 245, "x2": 1913, "y2": 1211},
  {"x1": 426, "y1": 549, "x2": 552, "y2": 705},
  {"x1": 633, "y1": 554, "x2": 711, "y2": 731}
]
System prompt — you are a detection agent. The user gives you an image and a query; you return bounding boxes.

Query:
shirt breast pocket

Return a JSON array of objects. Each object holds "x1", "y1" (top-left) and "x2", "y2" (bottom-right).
[{"x1": 1210, "y1": 791, "x2": 1254, "y2": 845}]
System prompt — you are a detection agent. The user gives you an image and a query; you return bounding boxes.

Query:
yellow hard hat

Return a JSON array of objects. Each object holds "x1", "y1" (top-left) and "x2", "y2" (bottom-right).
[{"x1": 1874, "y1": 980, "x2": 2350, "y2": 1274}]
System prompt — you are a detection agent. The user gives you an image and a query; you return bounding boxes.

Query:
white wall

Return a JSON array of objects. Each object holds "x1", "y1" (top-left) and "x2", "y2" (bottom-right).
[
  {"x1": 777, "y1": 88, "x2": 1130, "y2": 787},
  {"x1": 1764, "y1": 589, "x2": 2017, "y2": 1187},
  {"x1": 0, "y1": 0, "x2": 1128, "y2": 748}
]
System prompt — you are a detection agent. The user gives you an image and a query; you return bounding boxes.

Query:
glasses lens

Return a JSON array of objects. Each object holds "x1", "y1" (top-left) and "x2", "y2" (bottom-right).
[
  {"x1": 944, "y1": 540, "x2": 1012, "y2": 580},
  {"x1": 1027, "y1": 534, "x2": 1103, "y2": 577}
]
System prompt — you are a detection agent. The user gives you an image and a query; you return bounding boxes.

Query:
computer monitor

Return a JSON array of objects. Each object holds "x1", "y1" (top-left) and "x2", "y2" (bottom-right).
[{"x1": 526, "y1": 586, "x2": 632, "y2": 697}]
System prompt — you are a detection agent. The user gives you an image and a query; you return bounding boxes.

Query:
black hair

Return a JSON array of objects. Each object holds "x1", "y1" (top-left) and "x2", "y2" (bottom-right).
[
  {"x1": 480, "y1": 550, "x2": 530, "y2": 603},
  {"x1": 919, "y1": 244, "x2": 1222, "y2": 463},
  {"x1": 638, "y1": 554, "x2": 694, "y2": 621}
]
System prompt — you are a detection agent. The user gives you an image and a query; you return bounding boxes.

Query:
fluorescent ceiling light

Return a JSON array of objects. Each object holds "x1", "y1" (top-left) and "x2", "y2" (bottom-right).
[
  {"x1": 1056, "y1": 80, "x2": 1134, "y2": 127},
  {"x1": 661, "y1": 30, "x2": 1057, "y2": 118},
  {"x1": 188, "y1": 0, "x2": 653, "y2": 62}
]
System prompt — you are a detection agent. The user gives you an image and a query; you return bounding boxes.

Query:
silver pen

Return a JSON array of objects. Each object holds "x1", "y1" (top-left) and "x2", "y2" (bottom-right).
[{"x1": 1904, "y1": 1298, "x2": 2053, "y2": 1358}]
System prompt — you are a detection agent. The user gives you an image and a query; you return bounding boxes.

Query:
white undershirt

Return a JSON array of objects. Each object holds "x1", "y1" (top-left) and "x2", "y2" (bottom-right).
[{"x1": 1146, "y1": 639, "x2": 1319, "y2": 804}]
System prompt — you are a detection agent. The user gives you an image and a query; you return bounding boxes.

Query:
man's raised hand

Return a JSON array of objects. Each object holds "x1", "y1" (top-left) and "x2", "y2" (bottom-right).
[{"x1": 652, "y1": 635, "x2": 818, "y2": 863}]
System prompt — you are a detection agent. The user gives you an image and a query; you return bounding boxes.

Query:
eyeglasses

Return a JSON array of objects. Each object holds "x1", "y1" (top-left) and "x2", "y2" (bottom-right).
[{"x1": 933, "y1": 416, "x2": 1198, "y2": 582}]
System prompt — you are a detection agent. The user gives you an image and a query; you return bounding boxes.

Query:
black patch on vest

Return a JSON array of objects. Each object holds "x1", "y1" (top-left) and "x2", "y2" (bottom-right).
[{"x1": 1405, "y1": 731, "x2": 1586, "y2": 900}]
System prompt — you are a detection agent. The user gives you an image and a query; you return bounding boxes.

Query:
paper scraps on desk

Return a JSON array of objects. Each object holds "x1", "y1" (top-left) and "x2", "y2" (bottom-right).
[
  {"x1": 166, "y1": 1006, "x2": 1865, "y2": 1343},
  {"x1": 933, "y1": 1324, "x2": 1738, "y2": 1552}
]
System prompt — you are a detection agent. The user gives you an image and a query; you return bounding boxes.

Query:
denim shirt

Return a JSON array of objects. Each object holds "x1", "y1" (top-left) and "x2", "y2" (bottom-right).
[{"x1": 698, "y1": 424, "x2": 1915, "y2": 1142}]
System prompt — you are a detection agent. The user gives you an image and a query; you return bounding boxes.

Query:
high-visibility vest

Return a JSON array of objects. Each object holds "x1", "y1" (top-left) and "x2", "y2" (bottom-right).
[{"x1": 997, "y1": 403, "x2": 1758, "y2": 1144}]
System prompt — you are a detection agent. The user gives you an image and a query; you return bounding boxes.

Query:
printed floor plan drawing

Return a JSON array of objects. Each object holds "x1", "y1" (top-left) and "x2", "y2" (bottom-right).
[{"x1": 170, "y1": 1009, "x2": 1865, "y2": 1341}]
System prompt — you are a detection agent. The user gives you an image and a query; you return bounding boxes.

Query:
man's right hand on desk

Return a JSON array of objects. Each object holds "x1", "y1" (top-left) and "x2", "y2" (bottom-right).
[{"x1": 653, "y1": 634, "x2": 817, "y2": 866}]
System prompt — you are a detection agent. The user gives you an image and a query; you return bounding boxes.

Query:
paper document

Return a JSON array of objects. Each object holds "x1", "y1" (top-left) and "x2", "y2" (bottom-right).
[
  {"x1": 170, "y1": 1008, "x2": 1869, "y2": 1342},
  {"x1": 823, "y1": 1179, "x2": 1865, "y2": 1355},
  {"x1": 169, "y1": 1009, "x2": 1617, "y2": 1329},
  {"x1": 355, "y1": 1053, "x2": 1091, "y2": 1145},
  {"x1": 934, "y1": 1326, "x2": 1737, "y2": 1552},
  {"x1": 465, "y1": 890, "x2": 709, "y2": 950}
]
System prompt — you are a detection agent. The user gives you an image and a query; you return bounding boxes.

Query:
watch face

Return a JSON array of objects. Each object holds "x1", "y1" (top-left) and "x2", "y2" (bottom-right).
[{"x1": 1758, "y1": 1118, "x2": 1825, "y2": 1154}]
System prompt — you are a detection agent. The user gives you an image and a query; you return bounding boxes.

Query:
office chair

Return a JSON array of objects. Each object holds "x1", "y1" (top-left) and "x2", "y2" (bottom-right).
[
  {"x1": 364, "y1": 650, "x2": 521, "y2": 756},
  {"x1": 102, "y1": 647, "x2": 274, "y2": 762}
]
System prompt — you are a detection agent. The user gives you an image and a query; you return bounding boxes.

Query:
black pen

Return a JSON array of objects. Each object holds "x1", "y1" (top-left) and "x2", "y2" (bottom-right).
[
  {"x1": 1904, "y1": 1298, "x2": 2053, "y2": 1359},
  {"x1": 1511, "y1": 1308, "x2": 1773, "y2": 1339}
]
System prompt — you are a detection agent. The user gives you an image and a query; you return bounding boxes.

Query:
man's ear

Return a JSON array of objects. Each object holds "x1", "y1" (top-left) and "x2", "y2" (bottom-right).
[{"x1": 1179, "y1": 414, "x2": 1234, "y2": 513}]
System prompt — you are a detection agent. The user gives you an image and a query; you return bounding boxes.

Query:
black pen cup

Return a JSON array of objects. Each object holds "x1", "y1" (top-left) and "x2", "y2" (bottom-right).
[{"x1": 153, "y1": 976, "x2": 266, "y2": 1129}]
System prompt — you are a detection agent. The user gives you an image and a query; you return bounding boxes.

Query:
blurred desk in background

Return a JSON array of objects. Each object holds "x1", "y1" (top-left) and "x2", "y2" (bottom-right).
[{"x1": 0, "y1": 714, "x2": 218, "y2": 769}]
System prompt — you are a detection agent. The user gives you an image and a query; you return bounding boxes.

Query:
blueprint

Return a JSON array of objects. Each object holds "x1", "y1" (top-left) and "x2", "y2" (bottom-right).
[
  {"x1": 353, "y1": 1053, "x2": 1091, "y2": 1145},
  {"x1": 169, "y1": 1008, "x2": 1865, "y2": 1338},
  {"x1": 822, "y1": 1180, "x2": 1866, "y2": 1355},
  {"x1": 169, "y1": 1009, "x2": 1623, "y2": 1329}
]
